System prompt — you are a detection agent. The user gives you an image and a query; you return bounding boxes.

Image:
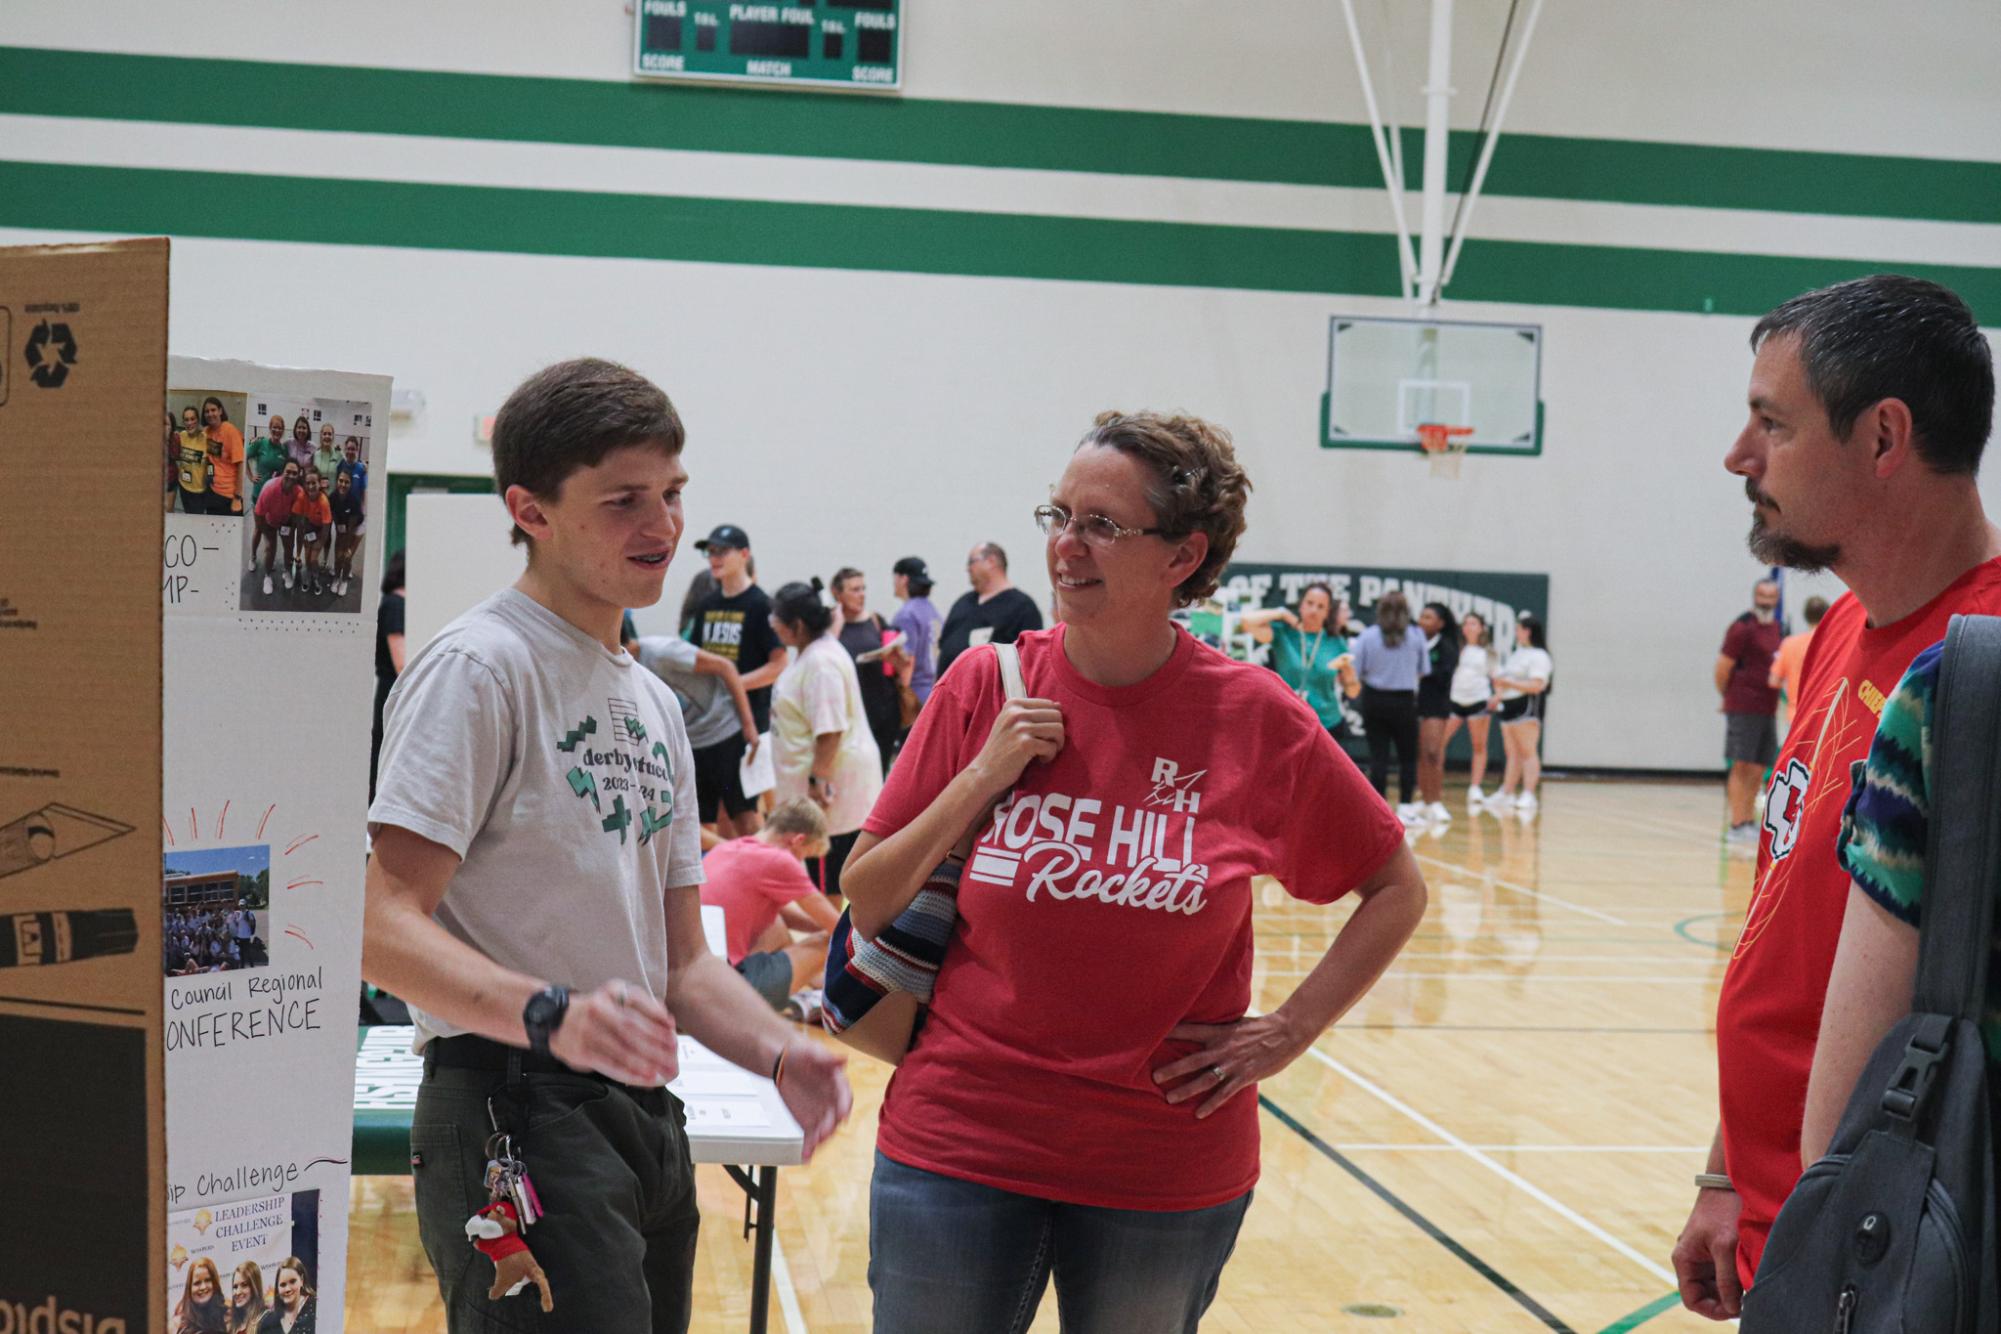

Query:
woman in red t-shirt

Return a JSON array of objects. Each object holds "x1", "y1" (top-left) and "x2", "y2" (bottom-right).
[{"x1": 843, "y1": 410, "x2": 1428, "y2": 1333}]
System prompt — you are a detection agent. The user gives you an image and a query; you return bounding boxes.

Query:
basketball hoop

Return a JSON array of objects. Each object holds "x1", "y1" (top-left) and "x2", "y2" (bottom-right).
[{"x1": 1416, "y1": 423, "x2": 1475, "y2": 479}]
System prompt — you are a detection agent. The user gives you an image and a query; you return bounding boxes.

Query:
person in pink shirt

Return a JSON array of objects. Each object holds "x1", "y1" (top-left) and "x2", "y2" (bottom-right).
[
  {"x1": 251, "y1": 460, "x2": 301, "y2": 597},
  {"x1": 700, "y1": 799, "x2": 843, "y2": 1009},
  {"x1": 843, "y1": 409, "x2": 1429, "y2": 1333}
]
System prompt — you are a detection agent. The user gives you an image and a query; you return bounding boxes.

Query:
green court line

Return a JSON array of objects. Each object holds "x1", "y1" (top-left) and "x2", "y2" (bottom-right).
[
  {"x1": 1593, "y1": 1292, "x2": 1682, "y2": 1333},
  {"x1": 1673, "y1": 912, "x2": 1737, "y2": 953},
  {"x1": 4, "y1": 45, "x2": 2001, "y2": 226},
  {"x1": 6, "y1": 159, "x2": 2000, "y2": 323}
]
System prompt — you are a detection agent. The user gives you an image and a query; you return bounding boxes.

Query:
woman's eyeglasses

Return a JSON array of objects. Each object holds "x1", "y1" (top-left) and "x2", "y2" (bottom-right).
[{"x1": 1032, "y1": 504, "x2": 1165, "y2": 547}]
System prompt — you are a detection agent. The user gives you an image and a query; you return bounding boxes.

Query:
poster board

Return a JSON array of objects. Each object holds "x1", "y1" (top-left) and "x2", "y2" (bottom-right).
[
  {"x1": 0, "y1": 239, "x2": 169, "y2": 1333},
  {"x1": 160, "y1": 357, "x2": 390, "y2": 1332}
]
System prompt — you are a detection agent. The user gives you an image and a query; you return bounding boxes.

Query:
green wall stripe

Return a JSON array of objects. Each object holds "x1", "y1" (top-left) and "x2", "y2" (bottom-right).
[
  {"x1": 4, "y1": 159, "x2": 1998, "y2": 323},
  {"x1": 5, "y1": 46, "x2": 2001, "y2": 226}
]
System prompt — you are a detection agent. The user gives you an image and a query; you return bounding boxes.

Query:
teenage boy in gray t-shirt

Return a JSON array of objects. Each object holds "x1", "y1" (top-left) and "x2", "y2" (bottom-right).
[{"x1": 364, "y1": 358, "x2": 851, "y2": 1330}]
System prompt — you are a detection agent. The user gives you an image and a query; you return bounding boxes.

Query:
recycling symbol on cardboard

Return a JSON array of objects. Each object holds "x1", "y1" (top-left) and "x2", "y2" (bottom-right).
[{"x1": 24, "y1": 319, "x2": 78, "y2": 389}]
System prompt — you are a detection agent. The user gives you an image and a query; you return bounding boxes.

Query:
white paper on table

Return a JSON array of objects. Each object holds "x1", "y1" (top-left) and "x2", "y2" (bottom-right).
[
  {"x1": 739, "y1": 731, "x2": 775, "y2": 798},
  {"x1": 682, "y1": 1096, "x2": 774, "y2": 1130}
]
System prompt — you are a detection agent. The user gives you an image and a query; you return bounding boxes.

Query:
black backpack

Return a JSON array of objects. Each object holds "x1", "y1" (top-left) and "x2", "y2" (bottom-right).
[{"x1": 1742, "y1": 614, "x2": 2001, "y2": 1333}]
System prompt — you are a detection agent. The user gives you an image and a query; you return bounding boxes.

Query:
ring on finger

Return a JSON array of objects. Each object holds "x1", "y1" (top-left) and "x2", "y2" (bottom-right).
[{"x1": 1209, "y1": 1065, "x2": 1226, "y2": 1084}]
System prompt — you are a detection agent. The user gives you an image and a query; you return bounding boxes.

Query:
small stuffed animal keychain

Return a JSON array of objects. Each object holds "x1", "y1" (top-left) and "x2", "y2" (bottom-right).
[
  {"x1": 464, "y1": 1129, "x2": 553, "y2": 1310},
  {"x1": 465, "y1": 1197, "x2": 553, "y2": 1309}
]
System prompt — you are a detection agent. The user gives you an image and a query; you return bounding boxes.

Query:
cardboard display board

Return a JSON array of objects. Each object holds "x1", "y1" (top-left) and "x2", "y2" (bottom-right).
[
  {"x1": 161, "y1": 357, "x2": 389, "y2": 1333},
  {"x1": 0, "y1": 239, "x2": 170, "y2": 1333}
]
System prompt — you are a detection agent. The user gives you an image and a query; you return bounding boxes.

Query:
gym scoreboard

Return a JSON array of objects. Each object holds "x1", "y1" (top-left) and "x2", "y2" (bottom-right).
[{"x1": 633, "y1": 0, "x2": 903, "y2": 92}]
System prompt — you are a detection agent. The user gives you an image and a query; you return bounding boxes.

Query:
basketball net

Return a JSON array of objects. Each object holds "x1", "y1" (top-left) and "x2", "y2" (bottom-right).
[{"x1": 1417, "y1": 422, "x2": 1475, "y2": 480}]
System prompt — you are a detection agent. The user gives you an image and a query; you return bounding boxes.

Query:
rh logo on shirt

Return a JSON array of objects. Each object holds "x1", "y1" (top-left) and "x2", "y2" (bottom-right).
[{"x1": 1145, "y1": 758, "x2": 1206, "y2": 814}]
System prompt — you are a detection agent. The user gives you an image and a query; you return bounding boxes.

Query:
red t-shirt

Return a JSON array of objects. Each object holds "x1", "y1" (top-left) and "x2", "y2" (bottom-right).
[
  {"x1": 863, "y1": 625, "x2": 1406, "y2": 1211},
  {"x1": 1717, "y1": 557, "x2": 2001, "y2": 1287},
  {"x1": 1720, "y1": 614, "x2": 1784, "y2": 715},
  {"x1": 698, "y1": 838, "x2": 817, "y2": 964}
]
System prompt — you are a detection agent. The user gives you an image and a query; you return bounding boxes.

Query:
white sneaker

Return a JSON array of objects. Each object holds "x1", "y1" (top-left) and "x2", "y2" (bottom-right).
[
  {"x1": 282, "y1": 567, "x2": 294, "y2": 590},
  {"x1": 1515, "y1": 793, "x2": 1539, "y2": 813},
  {"x1": 1426, "y1": 802, "x2": 1452, "y2": 823},
  {"x1": 336, "y1": 577, "x2": 348, "y2": 597},
  {"x1": 262, "y1": 574, "x2": 273, "y2": 595},
  {"x1": 1726, "y1": 821, "x2": 1760, "y2": 844},
  {"x1": 1396, "y1": 802, "x2": 1425, "y2": 824},
  {"x1": 1466, "y1": 785, "x2": 1485, "y2": 807}
]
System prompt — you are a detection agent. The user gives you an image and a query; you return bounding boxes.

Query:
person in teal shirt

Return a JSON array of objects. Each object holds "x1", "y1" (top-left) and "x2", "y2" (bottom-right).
[
  {"x1": 245, "y1": 414, "x2": 290, "y2": 517},
  {"x1": 1242, "y1": 582, "x2": 1357, "y2": 740},
  {"x1": 1803, "y1": 638, "x2": 1990, "y2": 1167}
]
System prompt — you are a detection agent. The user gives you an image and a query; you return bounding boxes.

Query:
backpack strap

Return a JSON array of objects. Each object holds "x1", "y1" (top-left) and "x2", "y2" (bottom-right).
[
  {"x1": 994, "y1": 641, "x2": 1027, "y2": 702},
  {"x1": 1912, "y1": 614, "x2": 2001, "y2": 1023}
]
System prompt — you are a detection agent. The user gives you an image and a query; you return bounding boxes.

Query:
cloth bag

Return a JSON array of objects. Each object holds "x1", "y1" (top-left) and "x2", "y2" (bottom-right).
[
  {"x1": 821, "y1": 642, "x2": 1025, "y2": 1065},
  {"x1": 1742, "y1": 614, "x2": 2001, "y2": 1333}
]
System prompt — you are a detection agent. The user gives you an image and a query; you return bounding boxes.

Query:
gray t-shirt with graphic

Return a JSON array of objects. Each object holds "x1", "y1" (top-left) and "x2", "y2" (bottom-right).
[
  {"x1": 369, "y1": 588, "x2": 704, "y2": 1050},
  {"x1": 636, "y1": 634, "x2": 742, "y2": 750}
]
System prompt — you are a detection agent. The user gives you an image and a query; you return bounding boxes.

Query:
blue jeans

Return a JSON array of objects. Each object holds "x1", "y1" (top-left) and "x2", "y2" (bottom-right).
[{"x1": 868, "y1": 1151, "x2": 1252, "y2": 1334}]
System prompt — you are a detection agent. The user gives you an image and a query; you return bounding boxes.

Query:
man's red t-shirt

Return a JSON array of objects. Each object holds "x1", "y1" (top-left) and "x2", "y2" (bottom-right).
[
  {"x1": 1720, "y1": 614, "x2": 1784, "y2": 715},
  {"x1": 863, "y1": 625, "x2": 1406, "y2": 1210},
  {"x1": 1717, "y1": 556, "x2": 2001, "y2": 1287}
]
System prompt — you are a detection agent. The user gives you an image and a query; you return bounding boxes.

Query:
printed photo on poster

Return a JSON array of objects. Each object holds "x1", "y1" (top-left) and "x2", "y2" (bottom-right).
[
  {"x1": 163, "y1": 845, "x2": 271, "y2": 976},
  {"x1": 238, "y1": 395, "x2": 374, "y2": 615},
  {"x1": 167, "y1": 1189, "x2": 321, "y2": 1334},
  {"x1": 165, "y1": 389, "x2": 251, "y2": 519}
]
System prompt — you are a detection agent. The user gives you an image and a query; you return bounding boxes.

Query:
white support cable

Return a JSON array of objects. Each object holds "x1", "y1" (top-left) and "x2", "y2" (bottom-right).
[
  {"x1": 1415, "y1": 0, "x2": 1455, "y2": 305},
  {"x1": 1337, "y1": 0, "x2": 1420, "y2": 299},
  {"x1": 1438, "y1": 0, "x2": 1549, "y2": 291},
  {"x1": 1376, "y1": 0, "x2": 1407, "y2": 214}
]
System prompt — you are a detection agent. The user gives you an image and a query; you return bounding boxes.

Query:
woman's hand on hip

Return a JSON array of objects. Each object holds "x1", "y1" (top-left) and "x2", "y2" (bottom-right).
[
  {"x1": 1151, "y1": 1013, "x2": 1312, "y2": 1119},
  {"x1": 968, "y1": 697, "x2": 1064, "y2": 800}
]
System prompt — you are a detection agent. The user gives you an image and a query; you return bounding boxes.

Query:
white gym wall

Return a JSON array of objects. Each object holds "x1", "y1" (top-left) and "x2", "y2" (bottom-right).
[{"x1": 6, "y1": 0, "x2": 1995, "y2": 768}]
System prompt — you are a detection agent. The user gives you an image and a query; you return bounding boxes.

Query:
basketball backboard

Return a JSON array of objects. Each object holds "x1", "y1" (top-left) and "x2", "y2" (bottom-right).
[{"x1": 1321, "y1": 315, "x2": 1543, "y2": 456}]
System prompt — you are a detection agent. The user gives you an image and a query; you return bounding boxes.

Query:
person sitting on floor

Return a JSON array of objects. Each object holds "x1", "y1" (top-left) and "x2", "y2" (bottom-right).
[{"x1": 700, "y1": 798, "x2": 844, "y2": 1013}]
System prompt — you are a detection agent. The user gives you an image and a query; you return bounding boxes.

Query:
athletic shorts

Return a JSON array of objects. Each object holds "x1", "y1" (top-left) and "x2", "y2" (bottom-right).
[
  {"x1": 736, "y1": 951, "x2": 793, "y2": 1009},
  {"x1": 1450, "y1": 699, "x2": 1490, "y2": 719},
  {"x1": 692, "y1": 731, "x2": 756, "y2": 821},
  {"x1": 1497, "y1": 695, "x2": 1543, "y2": 726},
  {"x1": 1724, "y1": 711, "x2": 1778, "y2": 767}
]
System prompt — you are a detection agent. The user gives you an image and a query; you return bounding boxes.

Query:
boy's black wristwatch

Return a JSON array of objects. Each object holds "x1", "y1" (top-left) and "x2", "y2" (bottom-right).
[{"x1": 523, "y1": 985, "x2": 570, "y2": 1058}]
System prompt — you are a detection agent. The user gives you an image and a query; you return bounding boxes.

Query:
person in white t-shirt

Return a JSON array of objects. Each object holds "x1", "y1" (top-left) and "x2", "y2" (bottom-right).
[
  {"x1": 768, "y1": 577, "x2": 884, "y2": 900},
  {"x1": 1442, "y1": 610, "x2": 1496, "y2": 805},
  {"x1": 1485, "y1": 612, "x2": 1554, "y2": 815},
  {"x1": 362, "y1": 358, "x2": 850, "y2": 1329}
]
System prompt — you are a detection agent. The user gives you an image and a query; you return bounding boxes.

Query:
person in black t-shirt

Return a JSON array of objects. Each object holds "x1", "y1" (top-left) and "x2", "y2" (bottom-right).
[
  {"x1": 370, "y1": 549, "x2": 405, "y2": 802},
  {"x1": 936, "y1": 541, "x2": 1044, "y2": 676},
  {"x1": 831, "y1": 566, "x2": 903, "y2": 773},
  {"x1": 689, "y1": 524, "x2": 787, "y2": 834}
]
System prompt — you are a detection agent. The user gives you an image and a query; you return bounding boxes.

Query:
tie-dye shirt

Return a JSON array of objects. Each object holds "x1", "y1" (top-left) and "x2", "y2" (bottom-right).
[{"x1": 1834, "y1": 639, "x2": 2001, "y2": 1061}]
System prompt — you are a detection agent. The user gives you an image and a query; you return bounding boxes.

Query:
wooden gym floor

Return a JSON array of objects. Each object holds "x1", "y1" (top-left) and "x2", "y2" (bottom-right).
[{"x1": 349, "y1": 778, "x2": 1748, "y2": 1333}]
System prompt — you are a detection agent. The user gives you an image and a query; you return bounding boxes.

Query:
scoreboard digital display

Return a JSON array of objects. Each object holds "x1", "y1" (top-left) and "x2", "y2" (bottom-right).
[{"x1": 634, "y1": 0, "x2": 902, "y2": 92}]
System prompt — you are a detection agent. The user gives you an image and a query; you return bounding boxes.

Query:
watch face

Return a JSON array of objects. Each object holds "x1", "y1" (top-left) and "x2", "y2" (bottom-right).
[{"x1": 525, "y1": 987, "x2": 566, "y2": 1030}]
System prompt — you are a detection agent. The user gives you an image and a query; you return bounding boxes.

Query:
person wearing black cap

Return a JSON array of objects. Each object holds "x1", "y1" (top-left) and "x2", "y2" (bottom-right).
[
  {"x1": 690, "y1": 524, "x2": 787, "y2": 835},
  {"x1": 889, "y1": 556, "x2": 941, "y2": 706},
  {"x1": 936, "y1": 541, "x2": 1043, "y2": 677}
]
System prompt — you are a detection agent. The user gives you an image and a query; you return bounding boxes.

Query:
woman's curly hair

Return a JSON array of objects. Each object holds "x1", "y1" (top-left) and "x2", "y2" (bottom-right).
[{"x1": 1078, "y1": 410, "x2": 1252, "y2": 607}]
